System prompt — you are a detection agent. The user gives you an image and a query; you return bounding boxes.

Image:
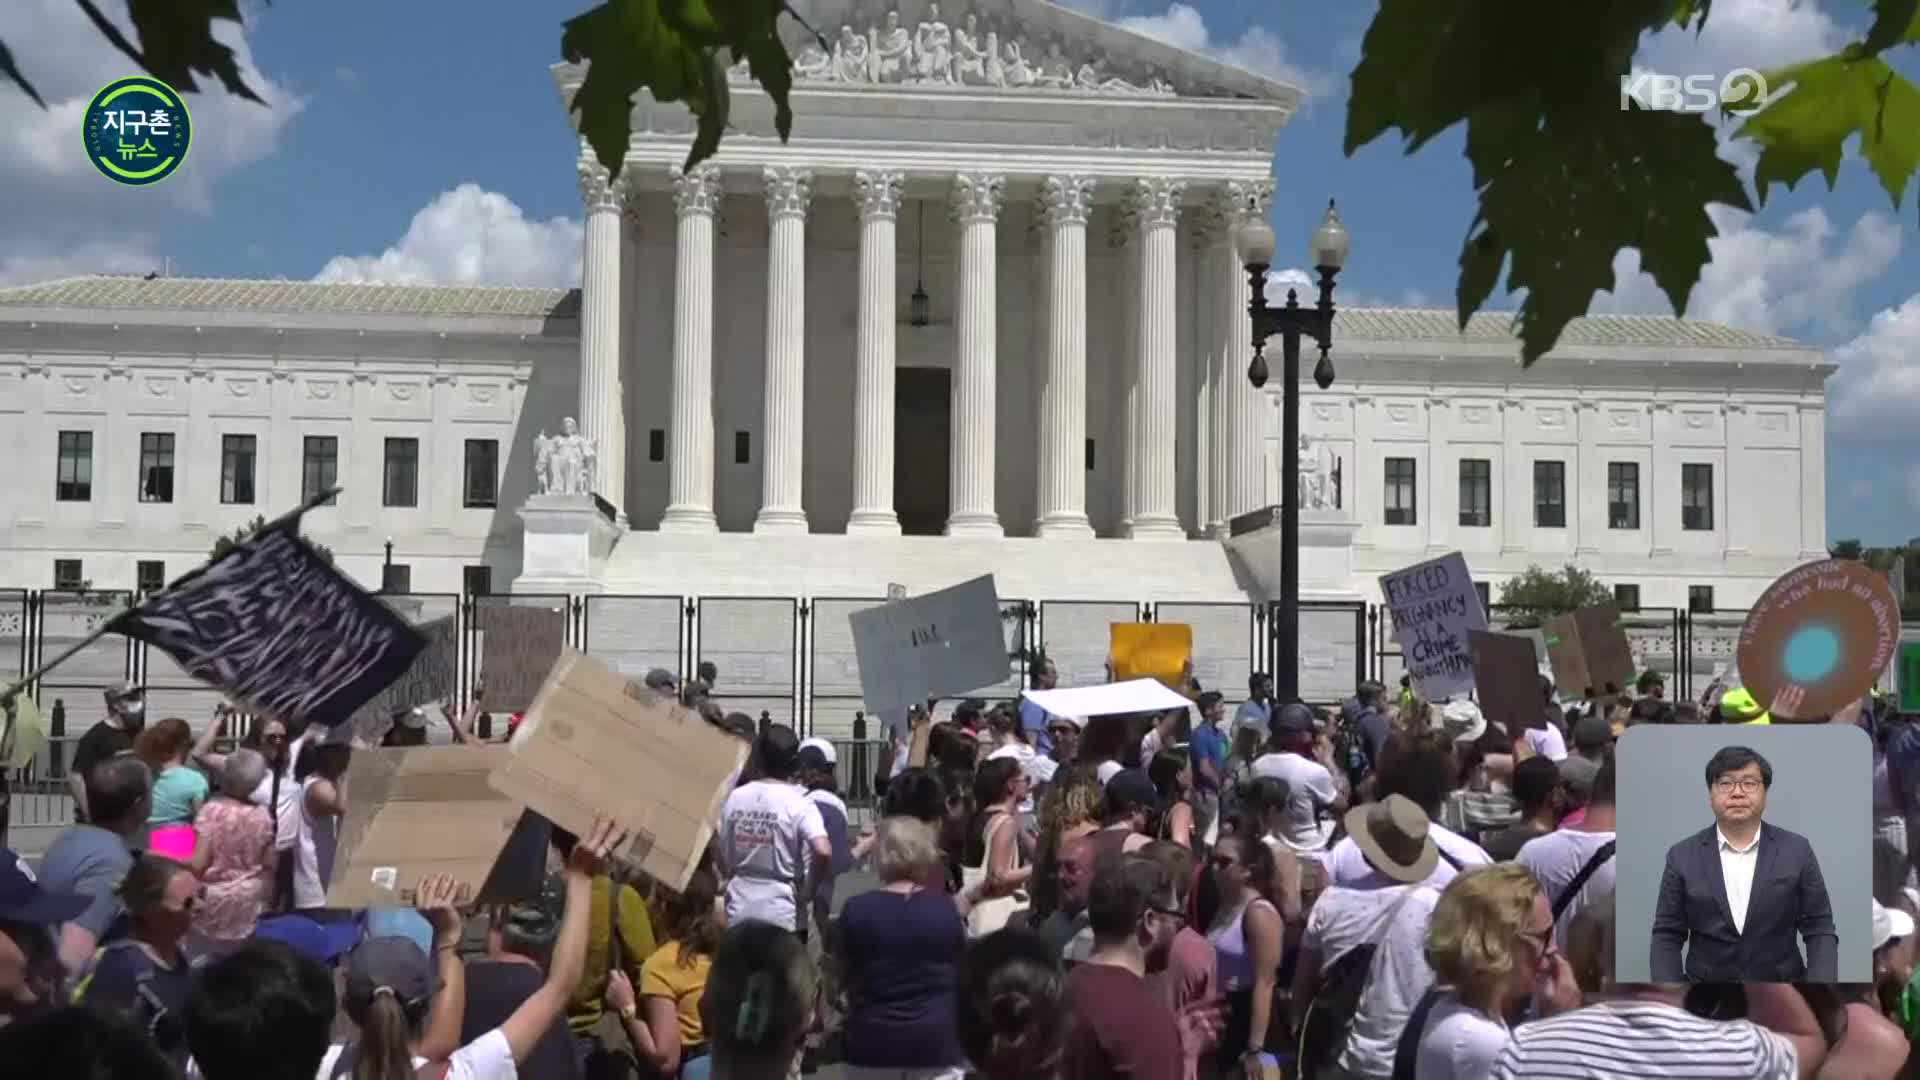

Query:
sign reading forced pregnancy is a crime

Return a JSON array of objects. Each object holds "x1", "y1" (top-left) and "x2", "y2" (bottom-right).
[{"x1": 1378, "y1": 551, "x2": 1487, "y2": 701}]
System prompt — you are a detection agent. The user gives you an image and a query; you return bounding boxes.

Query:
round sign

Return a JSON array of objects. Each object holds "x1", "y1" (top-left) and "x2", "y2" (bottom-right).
[
  {"x1": 1736, "y1": 558, "x2": 1900, "y2": 719},
  {"x1": 81, "y1": 76, "x2": 193, "y2": 186}
]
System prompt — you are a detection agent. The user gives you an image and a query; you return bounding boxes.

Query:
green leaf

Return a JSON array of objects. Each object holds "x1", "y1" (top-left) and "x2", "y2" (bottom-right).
[
  {"x1": 1738, "y1": 54, "x2": 1920, "y2": 210},
  {"x1": 0, "y1": 38, "x2": 47, "y2": 107},
  {"x1": 121, "y1": 0, "x2": 265, "y2": 103},
  {"x1": 1861, "y1": 0, "x2": 1920, "y2": 54},
  {"x1": 1460, "y1": 103, "x2": 1750, "y2": 365},
  {"x1": 562, "y1": 0, "x2": 709, "y2": 180}
]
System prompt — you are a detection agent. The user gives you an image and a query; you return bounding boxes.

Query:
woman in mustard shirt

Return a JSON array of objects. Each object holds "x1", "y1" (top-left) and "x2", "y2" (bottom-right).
[{"x1": 607, "y1": 866, "x2": 722, "y2": 1079}]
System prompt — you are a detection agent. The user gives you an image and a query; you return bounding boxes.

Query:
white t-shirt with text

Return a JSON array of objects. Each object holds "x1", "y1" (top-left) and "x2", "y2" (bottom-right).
[
  {"x1": 718, "y1": 779, "x2": 827, "y2": 931},
  {"x1": 1249, "y1": 751, "x2": 1339, "y2": 855}
]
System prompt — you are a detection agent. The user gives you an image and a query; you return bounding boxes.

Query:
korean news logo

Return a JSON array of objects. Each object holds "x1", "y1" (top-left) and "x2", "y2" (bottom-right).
[
  {"x1": 1619, "y1": 68, "x2": 1769, "y2": 113},
  {"x1": 81, "y1": 76, "x2": 193, "y2": 186}
]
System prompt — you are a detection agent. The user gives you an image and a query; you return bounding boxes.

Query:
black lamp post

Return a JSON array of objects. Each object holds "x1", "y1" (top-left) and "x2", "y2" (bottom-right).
[
  {"x1": 1239, "y1": 199, "x2": 1350, "y2": 703},
  {"x1": 381, "y1": 537, "x2": 396, "y2": 593}
]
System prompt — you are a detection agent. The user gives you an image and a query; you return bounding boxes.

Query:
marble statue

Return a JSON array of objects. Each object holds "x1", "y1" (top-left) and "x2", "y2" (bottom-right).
[
  {"x1": 914, "y1": 4, "x2": 954, "y2": 82},
  {"x1": 1036, "y1": 42, "x2": 1075, "y2": 88},
  {"x1": 834, "y1": 25, "x2": 869, "y2": 83},
  {"x1": 953, "y1": 14, "x2": 989, "y2": 85},
  {"x1": 982, "y1": 30, "x2": 1005, "y2": 85},
  {"x1": 537, "y1": 417, "x2": 599, "y2": 497},
  {"x1": 1298, "y1": 433, "x2": 1335, "y2": 510},
  {"x1": 794, "y1": 40, "x2": 833, "y2": 80},
  {"x1": 1001, "y1": 38, "x2": 1035, "y2": 86},
  {"x1": 871, "y1": 12, "x2": 912, "y2": 82}
]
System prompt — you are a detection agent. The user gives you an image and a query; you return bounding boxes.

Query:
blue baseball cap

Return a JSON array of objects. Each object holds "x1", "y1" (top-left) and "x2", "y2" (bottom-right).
[
  {"x1": 0, "y1": 848, "x2": 87, "y2": 924},
  {"x1": 253, "y1": 913, "x2": 361, "y2": 965}
]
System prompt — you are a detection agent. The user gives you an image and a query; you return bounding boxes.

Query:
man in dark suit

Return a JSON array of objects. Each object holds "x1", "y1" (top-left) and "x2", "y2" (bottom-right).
[{"x1": 1651, "y1": 745, "x2": 1838, "y2": 982}]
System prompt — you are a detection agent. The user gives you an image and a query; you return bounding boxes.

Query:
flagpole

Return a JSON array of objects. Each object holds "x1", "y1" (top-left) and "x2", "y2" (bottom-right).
[{"x1": 0, "y1": 486, "x2": 345, "y2": 705}]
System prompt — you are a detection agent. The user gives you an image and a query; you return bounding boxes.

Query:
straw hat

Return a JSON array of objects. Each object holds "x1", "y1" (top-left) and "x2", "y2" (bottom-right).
[{"x1": 1343, "y1": 794, "x2": 1439, "y2": 884}]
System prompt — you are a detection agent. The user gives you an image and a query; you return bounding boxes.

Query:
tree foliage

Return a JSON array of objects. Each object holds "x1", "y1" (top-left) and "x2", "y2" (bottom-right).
[
  {"x1": 1496, "y1": 564, "x2": 1614, "y2": 627},
  {"x1": 5, "y1": 0, "x2": 1914, "y2": 348},
  {"x1": 210, "y1": 514, "x2": 334, "y2": 565}
]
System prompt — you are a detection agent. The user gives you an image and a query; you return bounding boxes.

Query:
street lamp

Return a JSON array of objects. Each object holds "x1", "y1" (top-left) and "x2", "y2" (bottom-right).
[
  {"x1": 381, "y1": 537, "x2": 396, "y2": 593},
  {"x1": 1238, "y1": 200, "x2": 1350, "y2": 703}
]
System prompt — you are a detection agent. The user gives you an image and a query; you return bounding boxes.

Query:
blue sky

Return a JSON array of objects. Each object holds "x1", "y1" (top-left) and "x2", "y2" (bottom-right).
[{"x1": 4, "y1": 0, "x2": 1917, "y2": 543}]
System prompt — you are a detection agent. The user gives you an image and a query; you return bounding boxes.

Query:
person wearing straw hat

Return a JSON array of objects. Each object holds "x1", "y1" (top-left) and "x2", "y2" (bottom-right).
[{"x1": 1290, "y1": 795, "x2": 1443, "y2": 1079}]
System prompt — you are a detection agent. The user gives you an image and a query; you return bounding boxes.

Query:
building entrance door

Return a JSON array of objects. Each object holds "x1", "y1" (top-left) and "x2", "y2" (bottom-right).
[{"x1": 894, "y1": 367, "x2": 951, "y2": 536}]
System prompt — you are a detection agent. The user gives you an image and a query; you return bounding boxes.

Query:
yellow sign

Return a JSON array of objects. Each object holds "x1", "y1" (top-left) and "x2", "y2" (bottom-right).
[
  {"x1": 2, "y1": 694, "x2": 44, "y2": 770},
  {"x1": 1110, "y1": 623, "x2": 1193, "y2": 689}
]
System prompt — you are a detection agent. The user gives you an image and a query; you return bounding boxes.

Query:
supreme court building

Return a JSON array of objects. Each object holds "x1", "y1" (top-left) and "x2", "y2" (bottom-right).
[{"x1": 0, "y1": 0, "x2": 1834, "y2": 723}]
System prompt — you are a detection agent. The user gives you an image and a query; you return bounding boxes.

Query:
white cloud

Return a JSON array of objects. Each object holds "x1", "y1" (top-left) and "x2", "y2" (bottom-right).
[
  {"x1": 1591, "y1": 205, "x2": 1901, "y2": 337},
  {"x1": 1634, "y1": 0, "x2": 1845, "y2": 76},
  {"x1": 1830, "y1": 294, "x2": 1920, "y2": 434},
  {"x1": 1116, "y1": 4, "x2": 1326, "y2": 95},
  {"x1": 1266, "y1": 268, "x2": 1435, "y2": 309},
  {"x1": 0, "y1": 0, "x2": 303, "y2": 285},
  {"x1": 315, "y1": 184, "x2": 583, "y2": 287}
]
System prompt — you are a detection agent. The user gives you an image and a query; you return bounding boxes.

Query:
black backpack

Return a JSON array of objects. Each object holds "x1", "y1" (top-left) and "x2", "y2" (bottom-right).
[{"x1": 1296, "y1": 886, "x2": 1425, "y2": 1071}]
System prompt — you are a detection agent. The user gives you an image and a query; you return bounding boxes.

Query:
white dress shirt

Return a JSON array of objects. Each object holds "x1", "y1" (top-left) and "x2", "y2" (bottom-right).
[{"x1": 1718, "y1": 823, "x2": 1762, "y2": 933}]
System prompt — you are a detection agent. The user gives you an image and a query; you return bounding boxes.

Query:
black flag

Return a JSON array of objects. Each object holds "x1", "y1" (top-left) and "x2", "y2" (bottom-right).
[{"x1": 109, "y1": 513, "x2": 425, "y2": 728}]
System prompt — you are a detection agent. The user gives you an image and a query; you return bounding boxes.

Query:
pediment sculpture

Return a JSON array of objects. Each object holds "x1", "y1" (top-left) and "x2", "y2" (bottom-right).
[{"x1": 731, "y1": 6, "x2": 1177, "y2": 96}]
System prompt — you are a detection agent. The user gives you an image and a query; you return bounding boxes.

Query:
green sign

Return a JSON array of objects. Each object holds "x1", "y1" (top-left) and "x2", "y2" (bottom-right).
[{"x1": 1903, "y1": 642, "x2": 1920, "y2": 712}]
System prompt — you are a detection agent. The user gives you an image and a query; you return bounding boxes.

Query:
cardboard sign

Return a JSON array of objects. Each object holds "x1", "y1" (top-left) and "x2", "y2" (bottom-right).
[
  {"x1": 1470, "y1": 630, "x2": 1541, "y2": 740},
  {"x1": 848, "y1": 574, "x2": 1009, "y2": 715},
  {"x1": 490, "y1": 649, "x2": 749, "y2": 892},
  {"x1": 1738, "y1": 558, "x2": 1902, "y2": 719},
  {"x1": 1110, "y1": 623, "x2": 1193, "y2": 688},
  {"x1": 481, "y1": 605, "x2": 569, "y2": 712},
  {"x1": 1542, "y1": 604, "x2": 1636, "y2": 697},
  {"x1": 906, "y1": 710, "x2": 933, "y2": 768},
  {"x1": 1902, "y1": 642, "x2": 1920, "y2": 713},
  {"x1": 326, "y1": 745, "x2": 524, "y2": 908},
  {"x1": 1022, "y1": 678, "x2": 1195, "y2": 719},
  {"x1": 1378, "y1": 552, "x2": 1486, "y2": 700},
  {"x1": 384, "y1": 616, "x2": 458, "y2": 711}
]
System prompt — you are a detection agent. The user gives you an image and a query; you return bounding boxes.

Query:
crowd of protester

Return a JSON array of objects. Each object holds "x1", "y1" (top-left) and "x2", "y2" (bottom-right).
[{"x1": 4, "y1": 657, "x2": 1920, "y2": 1080}]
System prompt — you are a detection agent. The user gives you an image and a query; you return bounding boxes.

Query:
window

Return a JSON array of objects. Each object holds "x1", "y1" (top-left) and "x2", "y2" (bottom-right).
[
  {"x1": 53, "y1": 559, "x2": 82, "y2": 590},
  {"x1": 1688, "y1": 585, "x2": 1715, "y2": 613},
  {"x1": 463, "y1": 439, "x2": 499, "y2": 509},
  {"x1": 1607, "y1": 461, "x2": 1640, "y2": 530},
  {"x1": 138, "y1": 432, "x2": 175, "y2": 503},
  {"x1": 1085, "y1": 438, "x2": 1096, "y2": 471},
  {"x1": 648, "y1": 429, "x2": 665, "y2": 463},
  {"x1": 221, "y1": 434, "x2": 257, "y2": 505},
  {"x1": 1473, "y1": 581, "x2": 1491, "y2": 611},
  {"x1": 463, "y1": 564, "x2": 493, "y2": 597},
  {"x1": 136, "y1": 560, "x2": 165, "y2": 594},
  {"x1": 383, "y1": 438, "x2": 419, "y2": 508},
  {"x1": 734, "y1": 431, "x2": 751, "y2": 465},
  {"x1": 56, "y1": 431, "x2": 93, "y2": 501},
  {"x1": 1457, "y1": 459, "x2": 1491, "y2": 527},
  {"x1": 382, "y1": 563, "x2": 412, "y2": 594},
  {"x1": 1682, "y1": 463, "x2": 1714, "y2": 530},
  {"x1": 1533, "y1": 460, "x2": 1566, "y2": 528},
  {"x1": 1383, "y1": 457, "x2": 1417, "y2": 525},
  {"x1": 1614, "y1": 583, "x2": 1641, "y2": 612},
  {"x1": 302, "y1": 437, "x2": 339, "y2": 505}
]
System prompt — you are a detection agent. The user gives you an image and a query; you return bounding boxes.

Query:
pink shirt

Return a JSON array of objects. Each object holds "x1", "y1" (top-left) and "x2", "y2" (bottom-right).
[{"x1": 1150, "y1": 927, "x2": 1216, "y2": 1080}]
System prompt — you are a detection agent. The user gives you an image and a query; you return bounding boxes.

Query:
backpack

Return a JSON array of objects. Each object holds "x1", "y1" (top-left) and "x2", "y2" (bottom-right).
[{"x1": 1296, "y1": 886, "x2": 1426, "y2": 1071}]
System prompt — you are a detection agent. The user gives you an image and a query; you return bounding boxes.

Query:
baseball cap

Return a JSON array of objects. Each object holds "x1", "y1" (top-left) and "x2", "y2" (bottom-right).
[
  {"x1": 1572, "y1": 714, "x2": 1613, "y2": 752},
  {"x1": 1274, "y1": 703, "x2": 1316, "y2": 736},
  {"x1": 103, "y1": 680, "x2": 144, "y2": 701},
  {"x1": 1874, "y1": 899, "x2": 1914, "y2": 950},
  {"x1": 644, "y1": 668, "x2": 679, "y2": 693},
  {"x1": 1104, "y1": 768, "x2": 1160, "y2": 815},
  {"x1": 252, "y1": 913, "x2": 361, "y2": 966},
  {"x1": 344, "y1": 936, "x2": 439, "y2": 1014},
  {"x1": 0, "y1": 848, "x2": 87, "y2": 924},
  {"x1": 798, "y1": 736, "x2": 838, "y2": 766}
]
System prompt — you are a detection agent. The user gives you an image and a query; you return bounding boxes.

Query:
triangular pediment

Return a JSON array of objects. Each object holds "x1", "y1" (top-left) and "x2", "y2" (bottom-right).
[{"x1": 746, "y1": 0, "x2": 1300, "y2": 104}]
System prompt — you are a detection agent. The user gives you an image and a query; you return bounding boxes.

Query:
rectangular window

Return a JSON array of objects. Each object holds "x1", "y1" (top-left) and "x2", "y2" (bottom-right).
[
  {"x1": 221, "y1": 434, "x2": 257, "y2": 505},
  {"x1": 1689, "y1": 584, "x2": 1715, "y2": 613},
  {"x1": 138, "y1": 432, "x2": 175, "y2": 503},
  {"x1": 463, "y1": 439, "x2": 499, "y2": 509},
  {"x1": 383, "y1": 438, "x2": 419, "y2": 508},
  {"x1": 382, "y1": 563, "x2": 412, "y2": 594},
  {"x1": 136, "y1": 560, "x2": 166, "y2": 595},
  {"x1": 1457, "y1": 458, "x2": 1491, "y2": 527},
  {"x1": 463, "y1": 564, "x2": 493, "y2": 597},
  {"x1": 1384, "y1": 457, "x2": 1417, "y2": 526},
  {"x1": 1085, "y1": 438, "x2": 1096, "y2": 472},
  {"x1": 734, "y1": 431, "x2": 751, "y2": 465},
  {"x1": 1614, "y1": 583, "x2": 1641, "y2": 612},
  {"x1": 1533, "y1": 460, "x2": 1566, "y2": 528},
  {"x1": 302, "y1": 436, "x2": 339, "y2": 505},
  {"x1": 56, "y1": 431, "x2": 93, "y2": 502},
  {"x1": 1473, "y1": 581, "x2": 1491, "y2": 612},
  {"x1": 1682, "y1": 463, "x2": 1714, "y2": 530},
  {"x1": 1607, "y1": 461, "x2": 1640, "y2": 530},
  {"x1": 53, "y1": 559, "x2": 82, "y2": 590},
  {"x1": 648, "y1": 429, "x2": 665, "y2": 463}
]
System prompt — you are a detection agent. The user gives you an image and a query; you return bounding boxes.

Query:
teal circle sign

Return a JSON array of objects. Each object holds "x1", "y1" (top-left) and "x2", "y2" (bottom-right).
[
  {"x1": 81, "y1": 76, "x2": 193, "y2": 186},
  {"x1": 1782, "y1": 625, "x2": 1840, "y2": 683}
]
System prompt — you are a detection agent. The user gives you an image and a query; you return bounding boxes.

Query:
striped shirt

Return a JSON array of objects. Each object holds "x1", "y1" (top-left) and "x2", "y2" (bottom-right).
[{"x1": 1489, "y1": 1001, "x2": 1797, "y2": 1079}]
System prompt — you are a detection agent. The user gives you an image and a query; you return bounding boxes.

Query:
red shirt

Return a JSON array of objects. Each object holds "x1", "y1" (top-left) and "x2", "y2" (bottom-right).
[{"x1": 1062, "y1": 961, "x2": 1185, "y2": 1079}]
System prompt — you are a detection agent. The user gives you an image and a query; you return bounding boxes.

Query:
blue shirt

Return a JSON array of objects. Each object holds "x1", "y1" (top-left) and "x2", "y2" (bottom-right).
[
  {"x1": 1019, "y1": 698, "x2": 1055, "y2": 756},
  {"x1": 839, "y1": 887, "x2": 966, "y2": 1068},
  {"x1": 1234, "y1": 698, "x2": 1271, "y2": 733},
  {"x1": 1189, "y1": 723, "x2": 1228, "y2": 792}
]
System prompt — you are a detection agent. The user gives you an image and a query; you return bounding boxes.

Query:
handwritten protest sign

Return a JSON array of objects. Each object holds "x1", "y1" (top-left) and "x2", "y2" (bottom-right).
[
  {"x1": 1738, "y1": 558, "x2": 1900, "y2": 719},
  {"x1": 1378, "y1": 552, "x2": 1486, "y2": 701},
  {"x1": 480, "y1": 605, "x2": 569, "y2": 712},
  {"x1": 848, "y1": 575, "x2": 1008, "y2": 715}
]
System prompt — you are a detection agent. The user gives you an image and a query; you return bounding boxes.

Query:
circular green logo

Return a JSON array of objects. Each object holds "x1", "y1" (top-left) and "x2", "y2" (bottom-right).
[{"x1": 82, "y1": 76, "x2": 193, "y2": 186}]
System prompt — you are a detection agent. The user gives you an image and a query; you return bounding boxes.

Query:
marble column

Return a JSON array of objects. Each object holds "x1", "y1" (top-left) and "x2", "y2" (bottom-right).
[
  {"x1": 576, "y1": 158, "x2": 624, "y2": 520},
  {"x1": 1036, "y1": 175, "x2": 1096, "y2": 538},
  {"x1": 754, "y1": 167, "x2": 812, "y2": 534},
  {"x1": 1112, "y1": 210, "x2": 1140, "y2": 531},
  {"x1": 1220, "y1": 178, "x2": 1274, "y2": 524},
  {"x1": 847, "y1": 170, "x2": 905, "y2": 535},
  {"x1": 1197, "y1": 206, "x2": 1227, "y2": 534},
  {"x1": 661, "y1": 163, "x2": 723, "y2": 533},
  {"x1": 1128, "y1": 177, "x2": 1185, "y2": 539},
  {"x1": 947, "y1": 172, "x2": 1004, "y2": 538}
]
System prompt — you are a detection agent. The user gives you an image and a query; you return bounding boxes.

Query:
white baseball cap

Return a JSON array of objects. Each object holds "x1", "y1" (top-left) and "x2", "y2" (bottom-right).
[
  {"x1": 798, "y1": 737, "x2": 837, "y2": 766},
  {"x1": 1874, "y1": 899, "x2": 1914, "y2": 950}
]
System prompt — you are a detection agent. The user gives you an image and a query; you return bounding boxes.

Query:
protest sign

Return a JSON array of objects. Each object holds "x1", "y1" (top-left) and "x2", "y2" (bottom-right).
[
  {"x1": 480, "y1": 605, "x2": 569, "y2": 712},
  {"x1": 1738, "y1": 558, "x2": 1901, "y2": 719},
  {"x1": 1903, "y1": 642, "x2": 1920, "y2": 713},
  {"x1": 1110, "y1": 623, "x2": 1193, "y2": 688},
  {"x1": 848, "y1": 574, "x2": 1008, "y2": 715},
  {"x1": 1542, "y1": 604, "x2": 1636, "y2": 697},
  {"x1": 1378, "y1": 552, "x2": 1485, "y2": 700},
  {"x1": 384, "y1": 616, "x2": 458, "y2": 710},
  {"x1": 1022, "y1": 678, "x2": 1195, "y2": 719},
  {"x1": 490, "y1": 649, "x2": 748, "y2": 892},
  {"x1": 1470, "y1": 630, "x2": 1540, "y2": 740},
  {"x1": 327, "y1": 745, "x2": 523, "y2": 908}
]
